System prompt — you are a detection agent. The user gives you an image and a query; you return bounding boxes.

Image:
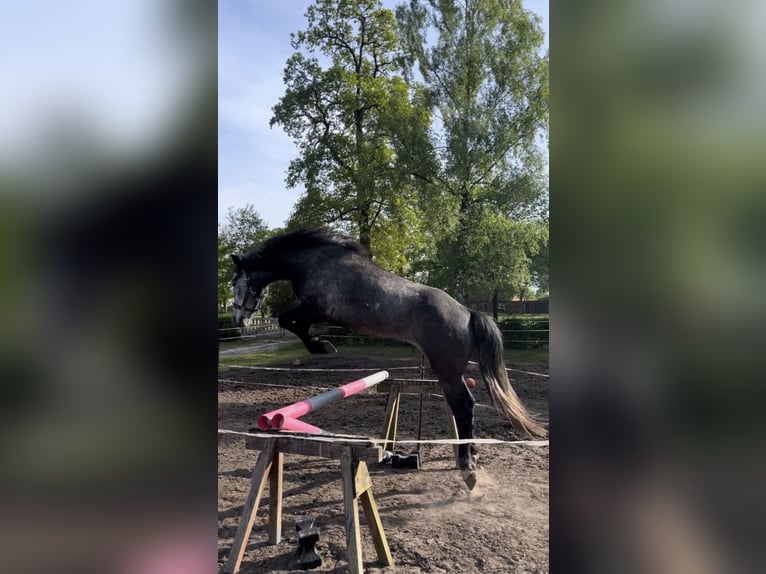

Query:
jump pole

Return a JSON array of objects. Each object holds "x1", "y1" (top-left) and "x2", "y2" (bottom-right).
[{"x1": 256, "y1": 370, "x2": 390, "y2": 431}]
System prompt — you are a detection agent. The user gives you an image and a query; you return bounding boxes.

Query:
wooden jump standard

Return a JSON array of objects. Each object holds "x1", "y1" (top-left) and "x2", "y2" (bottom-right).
[
  {"x1": 224, "y1": 370, "x2": 463, "y2": 572},
  {"x1": 378, "y1": 378, "x2": 461, "y2": 467},
  {"x1": 225, "y1": 370, "x2": 393, "y2": 574},
  {"x1": 223, "y1": 434, "x2": 392, "y2": 574}
]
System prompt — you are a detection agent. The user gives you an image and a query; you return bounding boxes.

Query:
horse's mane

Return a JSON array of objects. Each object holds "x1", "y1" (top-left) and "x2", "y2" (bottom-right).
[{"x1": 248, "y1": 228, "x2": 370, "y2": 261}]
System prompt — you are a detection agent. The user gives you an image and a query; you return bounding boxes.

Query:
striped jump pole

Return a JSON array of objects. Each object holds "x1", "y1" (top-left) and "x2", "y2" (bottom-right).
[{"x1": 256, "y1": 370, "x2": 390, "y2": 431}]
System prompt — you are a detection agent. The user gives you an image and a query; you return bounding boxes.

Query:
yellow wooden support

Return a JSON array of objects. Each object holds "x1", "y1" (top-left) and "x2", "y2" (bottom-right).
[
  {"x1": 357, "y1": 463, "x2": 393, "y2": 566},
  {"x1": 341, "y1": 447, "x2": 364, "y2": 574},
  {"x1": 380, "y1": 388, "x2": 401, "y2": 451},
  {"x1": 267, "y1": 451, "x2": 283, "y2": 544},
  {"x1": 342, "y1": 447, "x2": 394, "y2": 572}
]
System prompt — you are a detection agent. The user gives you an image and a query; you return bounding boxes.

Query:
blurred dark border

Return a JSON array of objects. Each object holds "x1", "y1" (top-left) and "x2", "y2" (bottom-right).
[
  {"x1": 0, "y1": 2, "x2": 217, "y2": 572},
  {"x1": 551, "y1": 1, "x2": 766, "y2": 573},
  {"x1": 3, "y1": 1, "x2": 765, "y2": 572}
]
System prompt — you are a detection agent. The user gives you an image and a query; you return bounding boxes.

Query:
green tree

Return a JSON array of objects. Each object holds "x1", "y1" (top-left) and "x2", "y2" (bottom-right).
[
  {"x1": 271, "y1": 0, "x2": 435, "y2": 257},
  {"x1": 528, "y1": 221, "x2": 549, "y2": 296},
  {"x1": 463, "y1": 215, "x2": 545, "y2": 319},
  {"x1": 217, "y1": 205, "x2": 270, "y2": 310},
  {"x1": 263, "y1": 281, "x2": 299, "y2": 318},
  {"x1": 397, "y1": 0, "x2": 549, "y2": 300}
]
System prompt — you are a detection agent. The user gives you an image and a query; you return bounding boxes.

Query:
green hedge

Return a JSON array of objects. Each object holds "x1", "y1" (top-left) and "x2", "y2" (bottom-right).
[
  {"x1": 496, "y1": 316, "x2": 549, "y2": 349},
  {"x1": 218, "y1": 313, "x2": 239, "y2": 340},
  {"x1": 216, "y1": 310, "x2": 548, "y2": 348},
  {"x1": 322, "y1": 316, "x2": 549, "y2": 350}
]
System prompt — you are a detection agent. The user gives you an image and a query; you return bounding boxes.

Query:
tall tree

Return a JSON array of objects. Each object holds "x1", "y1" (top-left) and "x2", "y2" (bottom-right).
[
  {"x1": 462, "y1": 214, "x2": 546, "y2": 319},
  {"x1": 397, "y1": 0, "x2": 549, "y2": 300},
  {"x1": 217, "y1": 205, "x2": 269, "y2": 310},
  {"x1": 271, "y1": 0, "x2": 435, "y2": 255}
]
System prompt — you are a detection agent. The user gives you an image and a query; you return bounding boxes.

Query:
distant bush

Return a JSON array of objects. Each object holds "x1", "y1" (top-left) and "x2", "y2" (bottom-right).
[
  {"x1": 320, "y1": 316, "x2": 548, "y2": 350},
  {"x1": 496, "y1": 315, "x2": 549, "y2": 349},
  {"x1": 218, "y1": 313, "x2": 239, "y2": 340}
]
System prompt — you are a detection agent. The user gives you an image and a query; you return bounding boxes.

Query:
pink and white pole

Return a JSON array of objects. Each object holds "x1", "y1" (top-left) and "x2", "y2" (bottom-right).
[{"x1": 256, "y1": 370, "x2": 389, "y2": 433}]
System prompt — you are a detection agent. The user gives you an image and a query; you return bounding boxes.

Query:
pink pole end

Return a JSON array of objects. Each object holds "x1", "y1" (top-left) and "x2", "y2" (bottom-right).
[
  {"x1": 256, "y1": 415, "x2": 272, "y2": 431},
  {"x1": 465, "y1": 377, "x2": 476, "y2": 388},
  {"x1": 274, "y1": 415, "x2": 324, "y2": 434}
]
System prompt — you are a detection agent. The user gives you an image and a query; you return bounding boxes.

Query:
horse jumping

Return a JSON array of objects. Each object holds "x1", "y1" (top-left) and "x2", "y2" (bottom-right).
[{"x1": 230, "y1": 228, "x2": 545, "y2": 489}]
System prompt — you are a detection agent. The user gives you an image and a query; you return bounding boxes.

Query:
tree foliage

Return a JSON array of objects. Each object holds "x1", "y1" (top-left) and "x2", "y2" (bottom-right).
[
  {"x1": 271, "y1": 0, "x2": 435, "y2": 260},
  {"x1": 262, "y1": 280, "x2": 299, "y2": 318},
  {"x1": 396, "y1": 0, "x2": 549, "y2": 300},
  {"x1": 264, "y1": 0, "x2": 550, "y2": 302},
  {"x1": 529, "y1": 222, "x2": 549, "y2": 296},
  {"x1": 217, "y1": 205, "x2": 270, "y2": 309}
]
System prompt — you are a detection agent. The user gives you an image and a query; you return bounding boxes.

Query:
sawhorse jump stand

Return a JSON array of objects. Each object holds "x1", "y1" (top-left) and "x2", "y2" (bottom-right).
[
  {"x1": 223, "y1": 434, "x2": 393, "y2": 574},
  {"x1": 378, "y1": 379, "x2": 461, "y2": 468}
]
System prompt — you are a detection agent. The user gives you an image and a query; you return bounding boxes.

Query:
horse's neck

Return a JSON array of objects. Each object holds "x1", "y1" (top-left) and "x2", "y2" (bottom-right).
[
  {"x1": 264, "y1": 253, "x2": 308, "y2": 283},
  {"x1": 277, "y1": 248, "x2": 339, "y2": 285}
]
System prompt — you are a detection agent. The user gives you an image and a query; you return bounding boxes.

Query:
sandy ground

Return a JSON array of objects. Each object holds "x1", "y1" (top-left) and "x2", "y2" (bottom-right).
[{"x1": 218, "y1": 350, "x2": 549, "y2": 573}]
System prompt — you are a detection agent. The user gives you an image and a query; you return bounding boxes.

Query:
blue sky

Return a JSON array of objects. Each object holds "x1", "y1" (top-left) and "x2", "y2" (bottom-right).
[
  {"x1": 0, "y1": 0, "x2": 202, "y2": 179},
  {"x1": 218, "y1": 0, "x2": 549, "y2": 228}
]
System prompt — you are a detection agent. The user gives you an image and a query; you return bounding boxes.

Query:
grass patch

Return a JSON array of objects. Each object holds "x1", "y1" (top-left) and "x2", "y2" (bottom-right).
[
  {"x1": 218, "y1": 339, "x2": 252, "y2": 351},
  {"x1": 219, "y1": 342, "x2": 308, "y2": 369}
]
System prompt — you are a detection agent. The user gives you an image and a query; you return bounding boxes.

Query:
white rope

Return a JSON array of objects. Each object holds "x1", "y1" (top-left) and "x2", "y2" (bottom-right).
[
  {"x1": 219, "y1": 381, "x2": 496, "y2": 411},
  {"x1": 218, "y1": 428, "x2": 548, "y2": 447},
  {"x1": 507, "y1": 368, "x2": 549, "y2": 378},
  {"x1": 218, "y1": 378, "x2": 332, "y2": 392},
  {"x1": 222, "y1": 364, "x2": 548, "y2": 378},
  {"x1": 421, "y1": 392, "x2": 494, "y2": 411},
  {"x1": 221, "y1": 365, "x2": 418, "y2": 373},
  {"x1": 467, "y1": 360, "x2": 549, "y2": 378}
]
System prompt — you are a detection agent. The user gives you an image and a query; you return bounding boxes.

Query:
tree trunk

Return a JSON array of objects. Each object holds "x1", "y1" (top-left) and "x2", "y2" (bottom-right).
[
  {"x1": 359, "y1": 224, "x2": 372, "y2": 254},
  {"x1": 492, "y1": 288, "x2": 499, "y2": 322},
  {"x1": 519, "y1": 287, "x2": 527, "y2": 314},
  {"x1": 354, "y1": 77, "x2": 372, "y2": 255},
  {"x1": 358, "y1": 205, "x2": 372, "y2": 255},
  {"x1": 454, "y1": 188, "x2": 471, "y2": 302}
]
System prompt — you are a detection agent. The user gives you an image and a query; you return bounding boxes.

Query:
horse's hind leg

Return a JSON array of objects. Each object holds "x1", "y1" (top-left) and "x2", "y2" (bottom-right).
[
  {"x1": 278, "y1": 305, "x2": 337, "y2": 354},
  {"x1": 438, "y1": 372, "x2": 477, "y2": 489}
]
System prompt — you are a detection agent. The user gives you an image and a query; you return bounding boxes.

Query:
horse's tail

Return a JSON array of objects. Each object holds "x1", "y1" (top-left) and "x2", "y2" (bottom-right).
[{"x1": 469, "y1": 310, "x2": 547, "y2": 438}]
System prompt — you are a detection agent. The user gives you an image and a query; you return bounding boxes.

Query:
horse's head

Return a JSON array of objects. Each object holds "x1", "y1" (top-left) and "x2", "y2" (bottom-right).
[{"x1": 230, "y1": 254, "x2": 271, "y2": 326}]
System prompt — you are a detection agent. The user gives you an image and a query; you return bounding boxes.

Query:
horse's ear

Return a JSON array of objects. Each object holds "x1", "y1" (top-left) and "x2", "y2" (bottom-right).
[{"x1": 230, "y1": 253, "x2": 244, "y2": 270}]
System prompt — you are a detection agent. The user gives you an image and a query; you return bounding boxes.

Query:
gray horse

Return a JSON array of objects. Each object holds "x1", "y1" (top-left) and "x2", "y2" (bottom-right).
[{"x1": 230, "y1": 228, "x2": 545, "y2": 489}]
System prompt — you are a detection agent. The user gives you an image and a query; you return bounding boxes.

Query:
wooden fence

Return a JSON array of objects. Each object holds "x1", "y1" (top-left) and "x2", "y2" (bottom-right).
[{"x1": 219, "y1": 317, "x2": 288, "y2": 341}]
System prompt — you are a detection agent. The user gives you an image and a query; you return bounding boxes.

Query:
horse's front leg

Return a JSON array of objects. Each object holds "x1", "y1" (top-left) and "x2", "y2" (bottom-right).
[
  {"x1": 278, "y1": 305, "x2": 336, "y2": 354},
  {"x1": 441, "y1": 374, "x2": 478, "y2": 490}
]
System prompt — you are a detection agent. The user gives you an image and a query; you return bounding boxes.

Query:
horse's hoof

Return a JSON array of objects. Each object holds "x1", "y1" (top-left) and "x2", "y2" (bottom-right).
[
  {"x1": 461, "y1": 469, "x2": 477, "y2": 490},
  {"x1": 321, "y1": 341, "x2": 337, "y2": 353}
]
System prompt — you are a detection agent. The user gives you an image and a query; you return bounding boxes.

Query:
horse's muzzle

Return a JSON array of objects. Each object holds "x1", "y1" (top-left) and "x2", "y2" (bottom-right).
[{"x1": 231, "y1": 309, "x2": 246, "y2": 327}]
